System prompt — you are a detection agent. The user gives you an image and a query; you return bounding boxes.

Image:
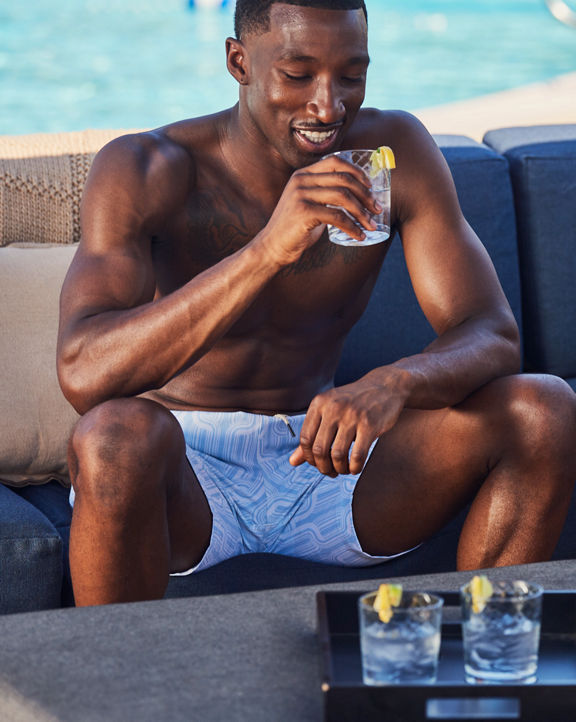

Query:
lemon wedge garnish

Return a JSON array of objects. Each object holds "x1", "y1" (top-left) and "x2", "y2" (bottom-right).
[
  {"x1": 370, "y1": 146, "x2": 396, "y2": 177},
  {"x1": 373, "y1": 583, "x2": 403, "y2": 623},
  {"x1": 470, "y1": 574, "x2": 494, "y2": 613}
]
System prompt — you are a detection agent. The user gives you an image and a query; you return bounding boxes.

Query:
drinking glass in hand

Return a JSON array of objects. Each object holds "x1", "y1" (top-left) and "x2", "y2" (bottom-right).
[{"x1": 323, "y1": 149, "x2": 391, "y2": 246}]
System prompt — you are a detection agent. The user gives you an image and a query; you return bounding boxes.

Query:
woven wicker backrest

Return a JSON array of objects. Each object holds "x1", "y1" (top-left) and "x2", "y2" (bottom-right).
[{"x1": 0, "y1": 129, "x2": 131, "y2": 247}]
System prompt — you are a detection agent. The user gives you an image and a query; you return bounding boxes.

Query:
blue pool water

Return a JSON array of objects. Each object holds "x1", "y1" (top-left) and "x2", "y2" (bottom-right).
[{"x1": 1, "y1": 0, "x2": 575, "y2": 135}]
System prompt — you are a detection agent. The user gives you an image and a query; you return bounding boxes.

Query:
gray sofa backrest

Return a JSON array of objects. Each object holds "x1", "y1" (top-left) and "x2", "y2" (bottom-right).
[{"x1": 484, "y1": 125, "x2": 576, "y2": 390}]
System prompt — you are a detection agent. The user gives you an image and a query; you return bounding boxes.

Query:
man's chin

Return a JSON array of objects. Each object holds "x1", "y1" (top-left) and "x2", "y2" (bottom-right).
[{"x1": 285, "y1": 138, "x2": 342, "y2": 169}]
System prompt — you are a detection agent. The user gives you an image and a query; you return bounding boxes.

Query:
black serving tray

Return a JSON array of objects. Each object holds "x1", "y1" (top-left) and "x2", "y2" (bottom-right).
[{"x1": 317, "y1": 590, "x2": 576, "y2": 722}]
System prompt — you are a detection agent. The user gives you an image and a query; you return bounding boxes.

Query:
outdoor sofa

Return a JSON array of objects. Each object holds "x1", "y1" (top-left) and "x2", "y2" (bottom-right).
[{"x1": 1, "y1": 124, "x2": 575, "y2": 615}]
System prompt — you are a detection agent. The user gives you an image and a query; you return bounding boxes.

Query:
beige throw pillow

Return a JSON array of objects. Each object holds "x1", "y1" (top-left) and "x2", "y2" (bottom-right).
[{"x1": 0, "y1": 244, "x2": 79, "y2": 486}]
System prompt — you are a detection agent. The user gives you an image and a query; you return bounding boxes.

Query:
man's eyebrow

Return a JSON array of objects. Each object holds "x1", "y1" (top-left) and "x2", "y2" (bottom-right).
[{"x1": 276, "y1": 52, "x2": 370, "y2": 65}]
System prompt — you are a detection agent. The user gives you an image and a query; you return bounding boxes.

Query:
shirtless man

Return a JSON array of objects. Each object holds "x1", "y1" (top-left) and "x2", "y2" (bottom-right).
[{"x1": 57, "y1": 0, "x2": 576, "y2": 606}]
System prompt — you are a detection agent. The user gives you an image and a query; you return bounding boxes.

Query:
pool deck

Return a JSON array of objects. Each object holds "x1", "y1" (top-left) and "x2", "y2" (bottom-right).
[{"x1": 413, "y1": 71, "x2": 576, "y2": 141}]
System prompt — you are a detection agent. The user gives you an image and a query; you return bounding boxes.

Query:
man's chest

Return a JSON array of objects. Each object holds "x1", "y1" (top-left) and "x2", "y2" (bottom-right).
[{"x1": 153, "y1": 184, "x2": 391, "y2": 311}]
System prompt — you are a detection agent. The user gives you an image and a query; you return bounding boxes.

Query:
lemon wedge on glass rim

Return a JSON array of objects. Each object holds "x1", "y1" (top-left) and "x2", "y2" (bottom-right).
[
  {"x1": 373, "y1": 583, "x2": 403, "y2": 623},
  {"x1": 469, "y1": 574, "x2": 494, "y2": 613},
  {"x1": 369, "y1": 146, "x2": 396, "y2": 178}
]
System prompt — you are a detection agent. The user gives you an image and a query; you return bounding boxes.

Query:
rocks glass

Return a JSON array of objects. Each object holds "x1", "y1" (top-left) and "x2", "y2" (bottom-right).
[
  {"x1": 358, "y1": 590, "x2": 443, "y2": 685},
  {"x1": 322, "y1": 149, "x2": 391, "y2": 246},
  {"x1": 460, "y1": 580, "x2": 543, "y2": 685}
]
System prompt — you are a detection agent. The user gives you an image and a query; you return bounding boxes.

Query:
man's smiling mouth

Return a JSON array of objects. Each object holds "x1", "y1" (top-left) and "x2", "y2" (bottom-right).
[
  {"x1": 292, "y1": 125, "x2": 342, "y2": 151},
  {"x1": 295, "y1": 128, "x2": 338, "y2": 143}
]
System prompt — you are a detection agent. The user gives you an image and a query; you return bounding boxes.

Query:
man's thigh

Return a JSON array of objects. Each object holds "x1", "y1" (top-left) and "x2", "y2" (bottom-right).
[
  {"x1": 153, "y1": 413, "x2": 214, "y2": 576},
  {"x1": 352, "y1": 387, "x2": 501, "y2": 557}
]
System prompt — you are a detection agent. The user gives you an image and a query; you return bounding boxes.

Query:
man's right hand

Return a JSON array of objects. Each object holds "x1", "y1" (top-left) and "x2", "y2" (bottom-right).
[{"x1": 255, "y1": 154, "x2": 383, "y2": 268}]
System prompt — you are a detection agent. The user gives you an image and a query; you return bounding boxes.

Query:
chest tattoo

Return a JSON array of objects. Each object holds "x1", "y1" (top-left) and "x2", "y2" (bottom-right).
[
  {"x1": 280, "y1": 237, "x2": 361, "y2": 277},
  {"x1": 187, "y1": 189, "x2": 255, "y2": 266},
  {"x1": 188, "y1": 188, "x2": 366, "y2": 273}
]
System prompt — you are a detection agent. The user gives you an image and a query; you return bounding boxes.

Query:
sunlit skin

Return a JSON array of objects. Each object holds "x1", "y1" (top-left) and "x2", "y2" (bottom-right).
[{"x1": 57, "y1": 4, "x2": 576, "y2": 606}]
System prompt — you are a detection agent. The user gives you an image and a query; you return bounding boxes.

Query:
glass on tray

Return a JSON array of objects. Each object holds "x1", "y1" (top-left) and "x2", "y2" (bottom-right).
[
  {"x1": 358, "y1": 585, "x2": 444, "y2": 685},
  {"x1": 460, "y1": 577, "x2": 543, "y2": 685}
]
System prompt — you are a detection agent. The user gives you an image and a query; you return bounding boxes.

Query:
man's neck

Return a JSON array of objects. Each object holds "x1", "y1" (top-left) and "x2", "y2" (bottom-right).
[{"x1": 220, "y1": 104, "x2": 298, "y2": 204}]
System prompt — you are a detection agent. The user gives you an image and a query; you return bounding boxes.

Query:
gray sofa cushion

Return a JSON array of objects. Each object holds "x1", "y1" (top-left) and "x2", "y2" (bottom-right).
[
  {"x1": 15, "y1": 480, "x2": 75, "y2": 607},
  {"x1": 337, "y1": 135, "x2": 522, "y2": 384},
  {"x1": 0, "y1": 483, "x2": 63, "y2": 614},
  {"x1": 483, "y1": 125, "x2": 576, "y2": 385}
]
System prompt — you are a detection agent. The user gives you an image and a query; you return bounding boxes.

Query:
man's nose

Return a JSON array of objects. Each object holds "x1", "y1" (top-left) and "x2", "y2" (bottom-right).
[{"x1": 306, "y1": 80, "x2": 345, "y2": 123}]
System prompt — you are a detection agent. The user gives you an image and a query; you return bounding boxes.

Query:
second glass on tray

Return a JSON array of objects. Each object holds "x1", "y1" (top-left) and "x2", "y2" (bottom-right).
[{"x1": 460, "y1": 580, "x2": 543, "y2": 685}]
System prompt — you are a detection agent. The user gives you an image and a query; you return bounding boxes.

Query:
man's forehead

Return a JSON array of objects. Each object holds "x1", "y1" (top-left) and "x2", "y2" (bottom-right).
[
  {"x1": 268, "y1": 2, "x2": 365, "y2": 25},
  {"x1": 259, "y1": 3, "x2": 368, "y2": 57}
]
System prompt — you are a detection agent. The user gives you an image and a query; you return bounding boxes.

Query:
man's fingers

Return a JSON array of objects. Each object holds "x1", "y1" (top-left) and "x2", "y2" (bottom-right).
[
  {"x1": 313, "y1": 156, "x2": 371, "y2": 189},
  {"x1": 295, "y1": 391, "x2": 386, "y2": 477},
  {"x1": 323, "y1": 195, "x2": 377, "y2": 235},
  {"x1": 330, "y1": 425, "x2": 357, "y2": 476},
  {"x1": 299, "y1": 406, "x2": 339, "y2": 477},
  {"x1": 308, "y1": 417, "x2": 340, "y2": 477},
  {"x1": 291, "y1": 427, "x2": 377, "y2": 476},
  {"x1": 297, "y1": 169, "x2": 380, "y2": 218},
  {"x1": 298, "y1": 408, "x2": 322, "y2": 470},
  {"x1": 289, "y1": 444, "x2": 337, "y2": 478},
  {"x1": 348, "y1": 427, "x2": 375, "y2": 475},
  {"x1": 289, "y1": 446, "x2": 306, "y2": 467}
]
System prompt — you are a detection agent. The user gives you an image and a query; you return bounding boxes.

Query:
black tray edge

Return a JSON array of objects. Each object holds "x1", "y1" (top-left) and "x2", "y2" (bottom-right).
[{"x1": 317, "y1": 589, "x2": 333, "y2": 692}]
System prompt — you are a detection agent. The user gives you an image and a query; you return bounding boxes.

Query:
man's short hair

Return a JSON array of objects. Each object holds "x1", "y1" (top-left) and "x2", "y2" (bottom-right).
[{"x1": 234, "y1": 0, "x2": 368, "y2": 41}]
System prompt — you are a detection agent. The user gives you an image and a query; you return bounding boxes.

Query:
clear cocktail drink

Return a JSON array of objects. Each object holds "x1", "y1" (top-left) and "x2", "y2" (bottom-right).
[
  {"x1": 460, "y1": 580, "x2": 543, "y2": 685},
  {"x1": 322, "y1": 149, "x2": 391, "y2": 246},
  {"x1": 358, "y1": 590, "x2": 443, "y2": 685}
]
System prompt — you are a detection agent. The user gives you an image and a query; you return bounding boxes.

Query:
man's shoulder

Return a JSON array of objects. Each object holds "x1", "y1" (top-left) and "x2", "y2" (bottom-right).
[
  {"x1": 350, "y1": 108, "x2": 447, "y2": 191},
  {"x1": 84, "y1": 112, "x2": 232, "y2": 219},
  {"x1": 91, "y1": 126, "x2": 189, "y2": 185},
  {"x1": 349, "y1": 109, "x2": 457, "y2": 229},
  {"x1": 355, "y1": 107, "x2": 418, "y2": 127},
  {"x1": 90, "y1": 111, "x2": 230, "y2": 187},
  {"x1": 349, "y1": 108, "x2": 432, "y2": 151}
]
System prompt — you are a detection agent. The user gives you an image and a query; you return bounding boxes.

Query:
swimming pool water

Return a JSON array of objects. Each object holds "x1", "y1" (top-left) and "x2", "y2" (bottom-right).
[{"x1": 1, "y1": 0, "x2": 575, "y2": 135}]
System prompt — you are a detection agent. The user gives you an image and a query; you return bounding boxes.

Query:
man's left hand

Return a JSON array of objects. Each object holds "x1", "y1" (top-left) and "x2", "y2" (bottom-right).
[{"x1": 289, "y1": 369, "x2": 409, "y2": 477}]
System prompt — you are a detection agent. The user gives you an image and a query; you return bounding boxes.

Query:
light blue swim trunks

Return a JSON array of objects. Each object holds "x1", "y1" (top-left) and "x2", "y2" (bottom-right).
[{"x1": 171, "y1": 410, "x2": 414, "y2": 576}]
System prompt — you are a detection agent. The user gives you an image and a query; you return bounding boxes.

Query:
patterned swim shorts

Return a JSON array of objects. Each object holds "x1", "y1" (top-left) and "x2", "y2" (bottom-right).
[{"x1": 171, "y1": 410, "x2": 414, "y2": 575}]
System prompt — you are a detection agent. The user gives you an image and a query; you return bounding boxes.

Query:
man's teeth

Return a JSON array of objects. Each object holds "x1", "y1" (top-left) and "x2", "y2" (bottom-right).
[{"x1": 297, "y1": 129, "x2": 337, "y2": 144}]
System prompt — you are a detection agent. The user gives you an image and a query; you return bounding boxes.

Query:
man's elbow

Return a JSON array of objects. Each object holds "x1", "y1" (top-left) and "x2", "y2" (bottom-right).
[
  {"x1": 57, "y1": 358, "x2": 104, "y2": 416},
  {"x1": 498, "y1": 312, "x2": 522, "y2": 375}
]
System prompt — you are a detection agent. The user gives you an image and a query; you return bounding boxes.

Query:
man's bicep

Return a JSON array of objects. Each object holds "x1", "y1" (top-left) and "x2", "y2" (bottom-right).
[
  {"x1": 406, "y1": 214, "x2": 514, "y2": 334},
  {"x1": 79, "y1": 136, "x2": 160, "y2": 253},
  {"x1": 388, "y1": 119, "x2": 510, "y2": 333},
  {"x1": 60, "y1": 246, "x2": 156, "y2": 326},
  {"x1": 61, "y1": 135, "x2": 163, "y2": 325},
  {"x1": 398, "y1": 145, "x2": 515, "y2": 337}
]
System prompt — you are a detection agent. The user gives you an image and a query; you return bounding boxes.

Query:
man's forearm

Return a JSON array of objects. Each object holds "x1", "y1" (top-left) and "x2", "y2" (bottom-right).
[{"x1": 377, "y1": 315, "x2": 521, "y2": 411}]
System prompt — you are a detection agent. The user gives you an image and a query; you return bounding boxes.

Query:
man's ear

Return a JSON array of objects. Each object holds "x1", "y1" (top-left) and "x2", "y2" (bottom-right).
[{"x1": 226, "y1": 37, "x2": 249, "y2": 85}]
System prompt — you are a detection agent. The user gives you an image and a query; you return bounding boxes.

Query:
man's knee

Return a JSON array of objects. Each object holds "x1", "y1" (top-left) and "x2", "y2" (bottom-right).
[
  {"x1": 69, "y1": 397, "x2": 183, "y2": 503},
  {"x1": 497, "y1": 373, "x2": 575, "y2": 430},
  {"x1": 487, "y1": 374, "x2": 576, "y2": 470}
]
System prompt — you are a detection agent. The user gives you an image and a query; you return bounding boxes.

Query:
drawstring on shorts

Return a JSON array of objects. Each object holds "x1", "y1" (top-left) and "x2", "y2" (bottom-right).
[{"x1": 274, "y1": 413, "x2": 296, "y2": 437}]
